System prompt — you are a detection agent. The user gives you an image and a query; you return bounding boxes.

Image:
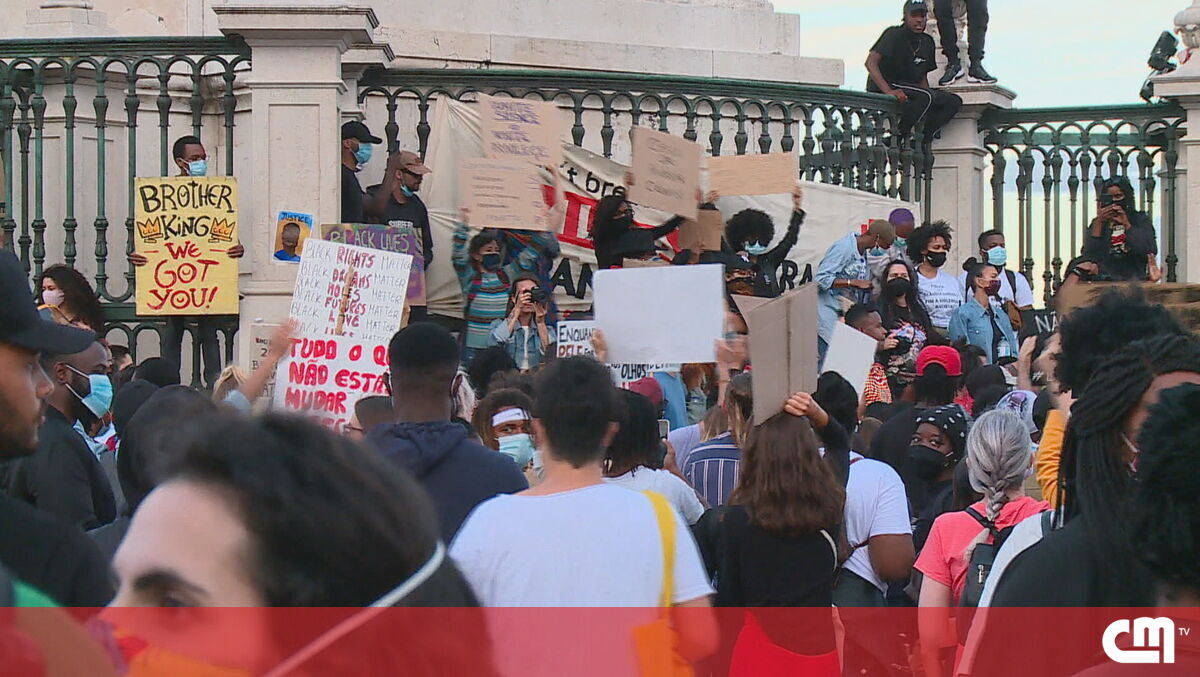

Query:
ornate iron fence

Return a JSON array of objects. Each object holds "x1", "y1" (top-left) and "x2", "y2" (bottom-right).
[
  {"x1": 0, "y1": 36, "x2": 250, "y2": 385},
  {"x1": 979, "y1": 103, "x2": 1185, "y2": 304},
  {"x1": 357, "y1": 68, "x2": 935, "y2": 215}
]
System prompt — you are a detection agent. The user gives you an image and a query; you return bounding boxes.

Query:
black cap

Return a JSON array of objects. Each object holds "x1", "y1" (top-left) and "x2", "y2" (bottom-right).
[
  {"x1": 904, "y1": 0, "x2": 928, "y2": 13},
  {"x1": 0, "y1": 251, "x2": 95, "y2": 354},
  {"x1": 341, "y1": 120, "x2": 382, "y2": 144}
]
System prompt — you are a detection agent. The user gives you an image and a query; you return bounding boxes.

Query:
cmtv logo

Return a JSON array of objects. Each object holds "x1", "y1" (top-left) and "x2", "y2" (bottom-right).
[{"x1": 1102, "y1": 617, "x2": 1181, "y2": 664}]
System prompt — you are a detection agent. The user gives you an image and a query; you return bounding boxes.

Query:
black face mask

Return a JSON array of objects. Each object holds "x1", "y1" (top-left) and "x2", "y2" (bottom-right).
[
  {"x1": 884, "y1": 277, "x2": 911, "y2": 297},
  {"x1": 925, "y1": 252, "x2": 947, "y2": 268},
  {"x1": 481, "y1": 253, "x2": 502, "y2": 271},
  {"x1": 907, "y1": 444, "x2": 949, "y2": 481},
  {"x1": 613, "y1": 214, "x2": 634, "y2": 229}
]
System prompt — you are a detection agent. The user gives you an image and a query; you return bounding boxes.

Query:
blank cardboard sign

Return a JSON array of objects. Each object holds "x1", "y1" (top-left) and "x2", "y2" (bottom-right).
[
  {"x1": 594, "y1": 265, "x2": 724, "y2": 364},
  {"x1": 821, "y1": 322, "x2": 878, "y2": 399},
  {"x1": 744, "y1": 284, "x2": 818, "y2": 424},
  {"x1": 677, "y1": 208, "x2": 724, "y2": 253}
]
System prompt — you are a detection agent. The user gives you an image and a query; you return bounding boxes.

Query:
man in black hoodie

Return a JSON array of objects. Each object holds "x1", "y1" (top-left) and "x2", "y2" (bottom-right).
[{"x1": 368, "y1": 323, "x2": 527, "y2": 540}]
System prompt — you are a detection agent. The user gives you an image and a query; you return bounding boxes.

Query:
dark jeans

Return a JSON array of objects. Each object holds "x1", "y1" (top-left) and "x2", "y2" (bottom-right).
[
  {"x1": 935, "y1": 0, "x2": 989, "y2": 64},
  {"x1": 892, "y1": 83, "x2": 963, "y2": 139},
  {"x1": 162, "y1": 315, "x2": 222, "y2": 388}
]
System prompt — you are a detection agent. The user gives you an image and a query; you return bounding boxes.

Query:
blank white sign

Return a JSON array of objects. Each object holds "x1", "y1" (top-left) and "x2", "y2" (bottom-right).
[
  {"x1": 593, "y1": 265, "x2": 725, "y2": 365},
  {"x1": 821, "y1": 322, "x2": 879, "y2": 399}
]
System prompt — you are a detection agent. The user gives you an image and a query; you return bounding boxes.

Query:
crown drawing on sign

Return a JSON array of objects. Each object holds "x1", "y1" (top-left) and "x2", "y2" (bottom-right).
[
  {"x1": 136, "y1": 217, "x2": 164, "y2": 243},
  {"x1": 209, "y1": 218, "x2": 235, "y2": 243}
]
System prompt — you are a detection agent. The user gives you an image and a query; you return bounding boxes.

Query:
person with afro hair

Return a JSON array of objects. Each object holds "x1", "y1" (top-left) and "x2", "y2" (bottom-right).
[
  {"x1": 722, "y1": 186, "x2": 805, "y2": 298},
  {"x1": 905, "y1": 220, "x2": 961, "y2": 333}
]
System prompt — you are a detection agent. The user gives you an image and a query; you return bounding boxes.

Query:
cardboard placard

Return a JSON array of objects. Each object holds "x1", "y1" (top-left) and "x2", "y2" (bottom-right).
[
  {"x1": 731, "y1": 294, "x2": 772, "y2": 317},
  {"x1": 622, "y1": 257, "x2": 669, "y2": 268},
  {"x1": 555, "y1": 320, "x2": 680, "y2": 385},
  {"x1": 478, "y1": 93, "x2": 563, "y2": 167},
  {"x1": 286, "y1": 238, "x2": 412, "y2": 343},
  {"x1": 707, "y1": 153, "x2": 796, "y2": 196},
  {"x1": 320, "y1": 223, "x2": 427, "y2": 306},
  {"x1": 273, "y1": 211, "x2": 312, "y2": 263},
  {"x1": 821, "y1": 322, "x2": 878, "y2": 400},
  {"x1": 594, "y1": 265, "x2": 725, "y2": 365},
  {"x1": 459, "y1": 158, "x2": 550, "y2": 230},
  {"x1": 134, "y1": 176, "x2": 239, "y2": 315},
  {"x1": 677, "y1": 208, "x2": 724, "y2": 253},
  {"x1": 744, "y1": 284, "x2": 818, "y2": 424},
  {"x1": 629, "y1": 126, "x2": 701, "y2": 219}
]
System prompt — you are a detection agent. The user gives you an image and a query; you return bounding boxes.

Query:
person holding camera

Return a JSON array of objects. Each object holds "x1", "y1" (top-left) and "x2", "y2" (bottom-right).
[
  {"x1": 1081, "y1": 176, "x2": 1161, "y2": 283},
  {"x1": 489, "y1": 273, "x2": 554, "y2": 371}
]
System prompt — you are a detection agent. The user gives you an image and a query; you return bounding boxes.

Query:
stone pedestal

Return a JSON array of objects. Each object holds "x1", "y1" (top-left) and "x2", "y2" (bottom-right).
[
  {"x1": 929, "y1": 84, "x2": 1017, "y2": 270},
  {"x1": 1151, "y1": 60, "x2": 1200, "y2": 284},
  {"x1": 213, "y1": 1, "x2": 378, "y2": 365},
  {"x1": 24, "y1": 0, "x2": 113, "y2": 36}
]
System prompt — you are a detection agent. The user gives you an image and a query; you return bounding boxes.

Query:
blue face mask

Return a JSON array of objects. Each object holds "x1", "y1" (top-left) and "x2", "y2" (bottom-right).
[
  {"x1": 186, "y1": 159, "x2": 208, "y2": 177},
  {"x1": 400, "y1": 185, "x2": 414, "y2": 197},
  {"x1": 498, "y1": 433, "x2": 535, "y2": 468},
  {"x1": 868, "y1": 246, "x2": 887, "y2": 257},
  {"x1": 744, "y1": 242, "x2": 769, "y2": 256},
  {"x1": 894, "y1": 236, "x2": 907, "y2": 251},
  {"x1": 353, "y1": 143, "x2": 373, "y2": 166},
  {"x1": 986, "y1": 246, "x2": 1008, "y2": 267},
  {"x1": 65, "y1": 365, "x2": 113, "y2": 418}
]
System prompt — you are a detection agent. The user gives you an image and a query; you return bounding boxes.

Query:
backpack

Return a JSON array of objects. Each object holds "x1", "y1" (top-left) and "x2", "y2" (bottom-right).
[{"x1": 955, "y1": 506, "x2": 1022, "y2": 639}]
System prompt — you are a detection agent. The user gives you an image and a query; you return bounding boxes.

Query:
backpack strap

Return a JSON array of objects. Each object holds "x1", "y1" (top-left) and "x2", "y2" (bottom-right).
[
  {"x1": 1005, "y1": 268, "x2": 1017, "y2": 294},
  {"x1": 643, "y1": 490, "x2": 676, "y2": 610},
  {"x1": 964, "y1": 506, "x2": 1002, "y2": 540}
]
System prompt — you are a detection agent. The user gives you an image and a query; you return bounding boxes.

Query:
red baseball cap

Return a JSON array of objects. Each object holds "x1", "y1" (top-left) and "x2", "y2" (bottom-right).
[
  {"x1": 625, "y1": 377, "x2": 664, "y2": 409},
  {"x1": 916, "y1": 345, "x2": 962, "y2": 377}
]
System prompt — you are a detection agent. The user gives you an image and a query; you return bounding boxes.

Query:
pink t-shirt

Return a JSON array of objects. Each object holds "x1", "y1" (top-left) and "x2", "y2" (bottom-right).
[{"x1": 914, "y1": 496, "x2": 1050, "y2": 603}]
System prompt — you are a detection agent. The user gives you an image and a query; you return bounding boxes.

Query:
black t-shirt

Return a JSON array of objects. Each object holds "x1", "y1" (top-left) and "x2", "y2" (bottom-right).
[
  {"x1": 1081, "y1": 209, "x2": 1158, "y2": 282},
  {"x1": 341, "y1": 164, "x2": 365, "y2": 223},
  {"x1": 0, "y1": 493, "x2": 114, "y2": 605},
  {"x1": 867, "y1": 25, "x2": 936, "y2": 91},
  {"x1": 379, "y1": 192, "x2": 434, "y2": 272}
]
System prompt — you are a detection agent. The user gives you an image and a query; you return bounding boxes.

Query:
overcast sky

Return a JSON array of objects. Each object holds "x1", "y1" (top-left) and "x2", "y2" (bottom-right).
[{"x1": 774, "y1": 0, "x2": 1184, "y2": 107}]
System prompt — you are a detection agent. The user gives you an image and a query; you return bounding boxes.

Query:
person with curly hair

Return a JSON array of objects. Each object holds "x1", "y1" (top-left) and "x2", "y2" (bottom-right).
[
  {"x1": 722, "y1": 186, "x2": 805, "y2": 298},
  {"x1": 906, "y1": 220, "x2": 961, "y2": 333},
  {"x1": 37, "y1": 264, "x2": 105, "y2": 334},
  {"x1": 1082, "y1": 176, "x2": 1161, "y2": 282}
]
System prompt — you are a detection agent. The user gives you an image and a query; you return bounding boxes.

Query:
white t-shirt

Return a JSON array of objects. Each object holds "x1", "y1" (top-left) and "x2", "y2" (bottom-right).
[
  {"x1": 916, "y1": 269, "x2": 964, "y2": 328},
  {"x1": 842, "y1": 453, "x2": 912, "y2": 593},
  {"x1": 450, "y1": 483, "x2": 713, "y2": 607},
  {"x1": 604, "y1": 468, "x2": 706, "y2": 525},
  {"x1": 957, "y1": 268, "x2": 1035, "y2": 308}
]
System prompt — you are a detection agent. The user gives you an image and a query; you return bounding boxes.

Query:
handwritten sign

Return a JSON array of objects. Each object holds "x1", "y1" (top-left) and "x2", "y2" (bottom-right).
[
  {"x1": 555, "y1": 320, "x2": 679, "y2": 386},
  {"x1": 707, "y1": 153, "x2": 796, "y2": 196},
  {"x1": 272, "y1": 335, "x2": 390, "y2": 432},
  {"x1": 287, "y1": 238, "x2": 412, "y2": 344},
  {"x1": 460, "y1": 158, "x2": 549, "y2": 230},
  {"x1": 274, "y1": 211, "x2": 312, "y2": 263},
  {"x1": 478, "y1": 94, "x2": 563, "y2": 167},
  {"x1": 134, "y1": 176, "x2": 239, "y2": 315},
  {"x1": 320, "y1": 223, "x2": 426, "y2": 306},
  {"x1": 629, "y1": 127, "x2": 700, "y2": 219}
]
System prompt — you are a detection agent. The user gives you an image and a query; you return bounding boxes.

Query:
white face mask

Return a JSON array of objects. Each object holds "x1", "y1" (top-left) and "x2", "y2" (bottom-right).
[{"x1": 42, "y1": 289, "x2": 65, "y2": 306}]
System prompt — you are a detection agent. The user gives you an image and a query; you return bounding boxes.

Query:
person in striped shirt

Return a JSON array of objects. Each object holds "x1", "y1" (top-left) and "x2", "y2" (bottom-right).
[
  {"x1": 844, "y1": 303, "x2": 895, "y2": 414},
  {"x1": 683, "y1": 372, "x2": 753, "y2": 508},
  {"x1": 453, "y1": 209, "x2": 558, "y2": 366}
]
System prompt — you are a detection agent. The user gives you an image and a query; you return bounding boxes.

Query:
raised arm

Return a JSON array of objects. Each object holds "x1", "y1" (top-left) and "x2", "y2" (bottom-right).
[{"x1": 766, "y1": 186, "x2": 805, "y2": 265}]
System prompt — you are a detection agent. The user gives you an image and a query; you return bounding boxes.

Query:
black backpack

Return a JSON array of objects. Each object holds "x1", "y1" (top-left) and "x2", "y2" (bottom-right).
[{"x1": 954, "y1": 506, "x2": 1020, "y2": 639}]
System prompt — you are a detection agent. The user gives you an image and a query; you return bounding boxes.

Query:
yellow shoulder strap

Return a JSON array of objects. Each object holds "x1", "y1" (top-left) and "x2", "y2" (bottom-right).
[{"x1": 642, "y1": 490, "x2": 675, "y2": 609}]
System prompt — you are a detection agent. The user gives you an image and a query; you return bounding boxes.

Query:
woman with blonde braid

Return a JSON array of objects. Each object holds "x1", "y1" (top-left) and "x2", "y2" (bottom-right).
[{"x1": 914, "y1": 410, "x2": 1048, "y2": 676}]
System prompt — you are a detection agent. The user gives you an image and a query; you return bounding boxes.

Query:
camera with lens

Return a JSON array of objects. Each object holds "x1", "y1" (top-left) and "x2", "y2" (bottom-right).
[
  {"x1": 890, "y1": 335, "x2": 912, "y2": 355},
  {"x1": 528, "y1": 287, "x2": 549, "y2": 304}
]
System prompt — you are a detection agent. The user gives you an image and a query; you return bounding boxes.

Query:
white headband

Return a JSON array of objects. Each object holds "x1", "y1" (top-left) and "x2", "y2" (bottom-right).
[{"x1": 492, "y1": 408, "x2": 530, "y2": 427}]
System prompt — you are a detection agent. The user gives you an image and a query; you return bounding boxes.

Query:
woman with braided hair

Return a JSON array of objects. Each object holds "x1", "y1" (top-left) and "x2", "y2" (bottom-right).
[
  {"x1": 964, "y1": 333, "x2": 1200, "y2": 677},
  {"x1": 914, "y1": 410, "x2": 1047, "y2": 676}
]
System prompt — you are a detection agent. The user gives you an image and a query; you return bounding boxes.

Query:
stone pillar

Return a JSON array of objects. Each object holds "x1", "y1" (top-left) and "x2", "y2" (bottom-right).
[
  {"x1": 213, "y1": 1, "x2": 378, "y2": 365},
  {"x1": 928, "y1": 85, "x2": 1016, "y2": 271},
  {"x1": 1149, "y1": 1, "x2": 1200, "y2": 283},
  {"x1": 24, "y1": 0, "x2": 113, "y2": 36},
  {"x1": 341, "y1": 42, "x2": 394, "y2": 124}
]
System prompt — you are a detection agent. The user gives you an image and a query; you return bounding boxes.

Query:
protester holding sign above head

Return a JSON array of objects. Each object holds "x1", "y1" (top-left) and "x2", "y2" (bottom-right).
[
  {"x1": 340, "y1": 120, "x2": 382, "y2": 223},
  {"x1": 815, "y1": 219, "x2": 895, "y2": 358},
  {"x1": 907, "y1": 221, "x2": 961, "y2": 333},
  {"x1": 128, "y1": 135, "x2": 244, "y2": 389},
  {"x1": 489, "y1": 273, "x2": 554, "y2": 371},
  {"x1": 950, "y1": 262, "x2": 1019, "y2": 365},
  {"x1": 865, "y1": 0, "x2": 962, "y2": 139},
  {"x1": 590, "y1": 176, "x2": 708, "y2": 270},
  {"x1": 723, "y1": 186, "x2": 805, "y2": 297}
]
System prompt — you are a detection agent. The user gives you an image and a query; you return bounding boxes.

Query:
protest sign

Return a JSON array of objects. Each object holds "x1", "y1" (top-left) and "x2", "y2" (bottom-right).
[
  {"x1": 460, "y1": 158, "x2": 550, "y2": 230},
  {"x1": 594, "y1": 265, "x2": 724, "y2": 364},
  {"x1": 286, "y1": 238, "x2": 412, "y2": 343},
  {"x1": 677, "y1": 208, "x2": 724, "y2": 253},
  {"x1": 320, "y1": 223, "x2": 426, "y2": 307},
  {"x1": 707, "y1": 153, "x2": 796, "y2": 196},
  {"x1": 622, "y1": 258, "x2": 669, "y2": 268},
  {"x1": 556, "y1": 320, "x2": 679, "y2": 385},
  {"x1": 478, "y1": 94, "x2": 563, "y2": 167},
  {"x1": 629, "y1": 127, "x2": 701, "y2": 219},
  {"x1": 274, "y1": 211, "x2": 312, "y2": 263},
  {"x1": 273, "y1": 335, "x2": 390, "y2": 432},
  {"x1": 744, "y1": 284, "x2": 818, "y2": 424},
  {"x1": 1021, "y1": 309, "x2": 1058, "y2": 337},
  {"x1": 821, "y1": 322, "x2": 878, "y2": 399},
  {"x1": 134, "y1": 176, "x2": 239, "y2": 315},
  {"x1": 731, "y1": 294, "x2": 772, "y2": 317},
  {"x1": 248, "y1": 323, "x2": 281, "y2": 403}
]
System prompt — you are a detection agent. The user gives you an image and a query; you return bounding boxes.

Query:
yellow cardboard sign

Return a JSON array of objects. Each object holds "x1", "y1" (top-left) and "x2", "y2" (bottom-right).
[{"x1": 134, "y1": 176, "x2": 240, "y2": 315}]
